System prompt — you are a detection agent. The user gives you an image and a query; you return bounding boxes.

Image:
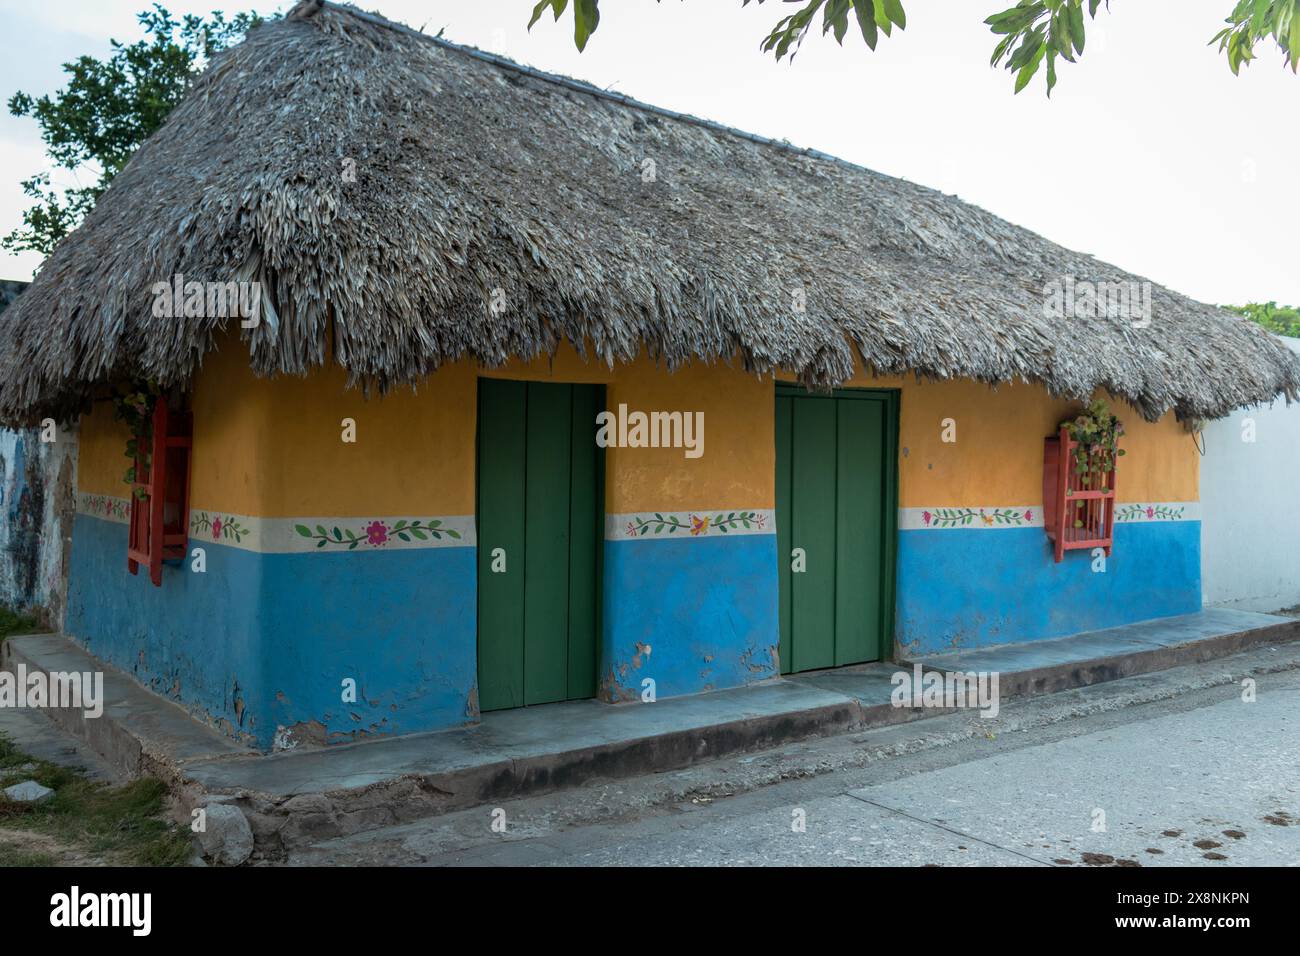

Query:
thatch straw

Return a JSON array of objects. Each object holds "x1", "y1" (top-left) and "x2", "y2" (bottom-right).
[{"x1": 1, "y1": 0, "x2": 1295, "y2": 425}]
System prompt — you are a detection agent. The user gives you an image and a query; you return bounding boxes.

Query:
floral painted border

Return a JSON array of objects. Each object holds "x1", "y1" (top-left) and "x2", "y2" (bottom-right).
[
  {"x1": 78, "y1": 493, "x2": 130, "y2": 523},
  {"x1": 923, "y1": 507, "x2": 1035, "y2": 528},
  {"x1": 1115, "y1": 503, "x2": 1187, "y2": 522},
  {"x1": 605, "y1": 509, "x2": 775, "y2": 540},
  {"x1": 900, "y1": 506, "x2": 1042, "y2": 531},
  {"x1": 75, "y1": 495, "x2": 476, "y2": 552},
  {"x1": 902, "y1": 502, "x2": 1198, "y2": 531},
  {"x1": 294, "y1": 518, "x2": 462, "y2": 550},
  {"x1": 191, "y1": 511, "x2": 252, "y2": 544}
]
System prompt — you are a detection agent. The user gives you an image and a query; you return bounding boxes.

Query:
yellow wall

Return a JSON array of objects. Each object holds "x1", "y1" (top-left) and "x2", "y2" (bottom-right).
[
  {"x1": 780, "y1": 371, "x2": 1198, "y2": 506},
  {"x1": 77, "y1": 402, "x2": 132, "y2": 497},
  {"x1": 78, "y1": 340, "x2": 774, "y2": 517},
  {"x1": 78, "y1": 341, "x2": 1196, "y2": 516}
]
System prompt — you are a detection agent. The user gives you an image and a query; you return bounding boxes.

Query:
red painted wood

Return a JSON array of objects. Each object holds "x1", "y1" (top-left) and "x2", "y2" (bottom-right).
[
  {"x1": 1044, "y1": 425, "x2": 1116, "y2": 563},
  {"x1": 127, "y1": 396, "x2": 192, "y2": 587}
]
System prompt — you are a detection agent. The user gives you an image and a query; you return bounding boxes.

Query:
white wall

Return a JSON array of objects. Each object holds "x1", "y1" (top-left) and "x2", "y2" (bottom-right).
[
  {"x1": 1201, "y1": 336, "x2": 1300, "y2": 612},
  {"x1": 0, "y1": 424, "x2": 78, "y2": 626}
]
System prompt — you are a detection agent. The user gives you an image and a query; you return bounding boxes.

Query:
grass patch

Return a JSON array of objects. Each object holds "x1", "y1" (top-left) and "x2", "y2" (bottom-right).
[
  {"x1": 0, "y1": 604, "x2": 40, "y2": 644},
  {"x1": 0, "y1": 733, "x2": 193, "y2": 866}
]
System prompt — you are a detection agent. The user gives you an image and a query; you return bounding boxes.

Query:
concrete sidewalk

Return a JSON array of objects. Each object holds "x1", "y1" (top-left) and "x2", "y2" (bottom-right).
[
  {"x1": 902, "y1": 607, "x2": 1297, "y2": 697},
  {"x1": 2, "y1": 606, "x2": 1297, "y2": 859}
]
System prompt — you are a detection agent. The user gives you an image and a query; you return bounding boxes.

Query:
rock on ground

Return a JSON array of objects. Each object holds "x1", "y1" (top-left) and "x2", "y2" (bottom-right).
[
  {"x1": 3, "y1": 780, "x2": 54, "y2": 803},
  {"x1": 196, "y1": 803, "x2": 254, "y2": 866}
]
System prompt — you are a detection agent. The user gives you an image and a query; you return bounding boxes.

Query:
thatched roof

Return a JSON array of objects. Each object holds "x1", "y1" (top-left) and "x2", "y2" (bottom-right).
[
  {"x1": 0, "y1": 280, "x2": 27, "y2": 314},
  {"x1": 1, "y1": 0, "x2": 1296, "y2": 425}
]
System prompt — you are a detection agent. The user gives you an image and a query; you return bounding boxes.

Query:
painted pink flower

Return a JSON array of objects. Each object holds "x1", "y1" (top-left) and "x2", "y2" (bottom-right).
[
  {"x1": 754, "y1": 513, "x2": 767, "y2": 529},
  {"x1": 626, "y1": 521, "x2": 637, "y2": 537},
  {"x1": 922, "y1": 511, "x2": 932, "y2": 526},
  {"x1": 1145, "y1": 506, "x2": 1154, "y2": 519},
  {"x1": 1024, "y1": 510, "x2": 1033, "y2": 522},
  {"x1": 211, "y1": 518, "x2": 223, "y2": 539},
  {"x1": 690, "y1": 514, "x2": 710, "y2": 536},
  {"x1": 366, "y1": 520, "x2": 389, "y2": 546}
]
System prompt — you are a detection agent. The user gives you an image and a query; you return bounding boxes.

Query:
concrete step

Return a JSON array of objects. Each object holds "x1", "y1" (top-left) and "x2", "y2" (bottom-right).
[
  {"x1": 5, "y1": 606, "x2": 1298, "y2": 861},
  {"x1": 0, "y1": 698, "x2": 122, "y2": 785},
  {"x1": 0, "y1": 632, "x2": 251, "y2": 786},
  {"x1": 901, "y1": 607, "x2": 1300, "y2": 699}
]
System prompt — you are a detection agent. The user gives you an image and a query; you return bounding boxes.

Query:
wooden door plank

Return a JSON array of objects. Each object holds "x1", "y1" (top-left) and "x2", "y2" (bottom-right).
[
  {"x1": 523, "y1": 382, "x2": 573, "y2": 706},
  {"x1": 477, "y1": 379, "x2": 528, "y2": 711},
  {"x1": 791, "y1": 396, "x2": 837, "y2": 672},
  {"x1": 834, "y1": 397, "x2": 884, "y2": 665},
  {"x1": 566, "y1": 384, "x2": 601, "y2": 700}
]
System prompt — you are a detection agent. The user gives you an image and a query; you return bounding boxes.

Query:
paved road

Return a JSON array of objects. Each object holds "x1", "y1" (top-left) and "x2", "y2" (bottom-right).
[{"x1": 288, "y1": 662, "x2": 1300, "y2": 867}]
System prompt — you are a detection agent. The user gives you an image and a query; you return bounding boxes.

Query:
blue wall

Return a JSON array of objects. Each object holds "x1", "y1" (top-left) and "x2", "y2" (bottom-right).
[
  {"x1": 66, "y1": 514, "x2": 477, "y2": 748},
  {"x1": 601, "y1": 534, "x2": 779, "y2": 700},
  {"x1": 895, "y1": 521, "x2": 1202, "y2": 656},
  {"x1": 67, "y1": 509, "x2": 1202, "y2": 742}
]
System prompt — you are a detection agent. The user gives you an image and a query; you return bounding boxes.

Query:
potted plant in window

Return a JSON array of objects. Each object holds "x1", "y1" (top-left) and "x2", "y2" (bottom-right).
[{"x1": 1043, "y1": 398, "x2": 1124, "y2": 562}]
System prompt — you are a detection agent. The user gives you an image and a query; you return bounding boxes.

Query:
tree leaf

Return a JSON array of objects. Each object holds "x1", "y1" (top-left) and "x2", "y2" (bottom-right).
[
  {"x1": 528, "y1": 0, "x2": 567, "y2": 30},
  {"x1": 573, "y1": 0, "x2": 599, "y2": 52},
  {"x1": 853, "y1": 0, "x2": 879, "y2": 49},
  {"x1": 1068, "y1": 2, "x2": 1086, "y2": 54},
  {"x1": 1014, "y1": 42, "x2": 1046, "y2": 92}
]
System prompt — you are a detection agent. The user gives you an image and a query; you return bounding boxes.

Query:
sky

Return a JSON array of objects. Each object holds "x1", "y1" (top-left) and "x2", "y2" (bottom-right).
[{"x1": 0, "y1": 0, "x2": 1295, "y2": 306}]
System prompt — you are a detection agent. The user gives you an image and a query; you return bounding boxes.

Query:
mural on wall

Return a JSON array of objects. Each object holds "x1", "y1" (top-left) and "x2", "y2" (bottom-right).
[
  {"x1": 0, "y1": 280, "x2": 79, "y2": 626},
  {"x1": 0, "y1": 421, "x2": 77, "y2": 626}
]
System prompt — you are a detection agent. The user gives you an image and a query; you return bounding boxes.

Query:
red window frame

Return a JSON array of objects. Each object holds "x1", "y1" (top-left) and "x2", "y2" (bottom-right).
[
  {"x1": 1043, "y1": 425, "x2": 1115, "y2": 564},
  {"x1": 127, "y1": 396, "x2": 193, "y2": 586}
]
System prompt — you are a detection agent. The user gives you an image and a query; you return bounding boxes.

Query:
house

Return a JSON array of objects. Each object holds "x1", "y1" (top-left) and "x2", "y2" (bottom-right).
[{"x1": 1, "y1": 0, "x2": 1296, "y2": 749}]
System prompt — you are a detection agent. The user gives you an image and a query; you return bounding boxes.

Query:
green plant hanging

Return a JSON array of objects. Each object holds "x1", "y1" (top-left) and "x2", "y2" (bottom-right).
[
  {"x1": 1060, "y1": 398, "x2": 1124, "y2": 528},
  {"x1": 112, "y1": 382, "x2": 162, "y2": 500}
]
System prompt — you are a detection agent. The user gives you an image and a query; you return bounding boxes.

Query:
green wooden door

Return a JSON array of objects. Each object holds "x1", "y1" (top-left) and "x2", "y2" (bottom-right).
[
  {"x1": 477, "y1": 379, "x2": 604, "y2": 711},
  {"x1": 776, "y1": 386, "x2": 897, "y2": 674}
]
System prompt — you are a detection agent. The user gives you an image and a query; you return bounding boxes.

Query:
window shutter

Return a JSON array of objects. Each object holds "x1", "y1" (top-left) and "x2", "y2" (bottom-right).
[
  {"x1": 127, "y1": 396, "x2": 193, "y2": 586},
  {"x1": 1043, "y1": 425, "x2": 1116, "y2": 564}
]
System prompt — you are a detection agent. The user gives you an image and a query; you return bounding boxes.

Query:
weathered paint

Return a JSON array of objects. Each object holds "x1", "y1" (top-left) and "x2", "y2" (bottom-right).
[
  {"x1": 67, "y1": 512, "x2": 265, "y2": 743},
  {"x1": 67, "y1": 337, "x2": 777, "y2": 740},
  {"x1": 601, "y1": 533, "x2": 778, "y2": 700},
  {"x1": 0, "y1": 425, "x2": 77, "y2": 625},
  {"x1": 66, "y1": 509, "x2": 476, "y2": 748},
  {"x1": 62, "y1": 334, "x2": 1206, "y2": 745}
]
